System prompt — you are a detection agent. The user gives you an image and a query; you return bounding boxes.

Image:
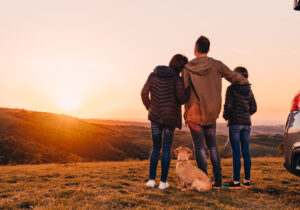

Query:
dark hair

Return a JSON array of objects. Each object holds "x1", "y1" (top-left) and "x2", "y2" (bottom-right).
[
  {"x1": 195, "y1": 36, "x2": 210, "y2": 53},
  {"x1": 169, "y1": 54, "x2": 188, "y2": 73},
  {"x1": 234, "y1": 66, "x2": 248, "y2": 79}
]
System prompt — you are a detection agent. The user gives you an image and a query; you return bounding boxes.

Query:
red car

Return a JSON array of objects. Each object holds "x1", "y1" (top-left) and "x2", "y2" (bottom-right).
[{"x1": 284, "y1": 92, "x2": 300, "y2": 177}]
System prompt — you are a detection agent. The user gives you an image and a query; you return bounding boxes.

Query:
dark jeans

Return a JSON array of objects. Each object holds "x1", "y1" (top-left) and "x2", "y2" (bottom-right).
[
  {"x1": 188, "y1": 122, "x2": 222, "y2": 186},
  {"x1": 149, "y1": 121, "x2": 175, "y2": 182},
  {"x1": 229, "y1": 125, "x2": 251, "y2": 182}
]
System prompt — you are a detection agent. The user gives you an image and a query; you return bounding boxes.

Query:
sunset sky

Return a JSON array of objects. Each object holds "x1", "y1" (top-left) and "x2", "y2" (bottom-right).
[{"x1": 0, "y1": 0, "x2": 299, "y2": 125}]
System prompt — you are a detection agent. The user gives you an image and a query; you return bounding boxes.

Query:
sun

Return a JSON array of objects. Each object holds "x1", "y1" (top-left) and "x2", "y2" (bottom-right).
[{"x1": 56, "y1": 92, "x2": 81, "y2": 111}]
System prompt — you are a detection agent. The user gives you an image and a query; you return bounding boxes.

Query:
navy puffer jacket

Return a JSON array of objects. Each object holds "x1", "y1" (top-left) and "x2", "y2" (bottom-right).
[
  {"x1": 223, "y1": 84, "x2": 257, "y2": 126},
  {"x1": 141, "y1": 66, "x2": 190, "y2": 129}
]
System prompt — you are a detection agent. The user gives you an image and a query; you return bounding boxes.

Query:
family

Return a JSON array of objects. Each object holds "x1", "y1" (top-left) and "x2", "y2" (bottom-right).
[{"x1": 141, "y1": 36, "x2": 257, "y2": 190}]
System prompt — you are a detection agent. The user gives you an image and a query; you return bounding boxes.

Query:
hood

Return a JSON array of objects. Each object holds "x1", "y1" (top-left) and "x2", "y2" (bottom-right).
[
  {"x1": 184, "y1": 57, "x2": 215, "y2": 76},
  {"x1": 153, "y1": 65, "x2": 177, "y2": 78},
  {"x1": 232, "y1": 84, "x2": 251, "y2": 96}
]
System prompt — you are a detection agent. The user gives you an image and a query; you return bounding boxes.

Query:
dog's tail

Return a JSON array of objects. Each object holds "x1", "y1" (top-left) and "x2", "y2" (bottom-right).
[{"x1": 222, "y1": 135, "x2": 230, "y2": 148}]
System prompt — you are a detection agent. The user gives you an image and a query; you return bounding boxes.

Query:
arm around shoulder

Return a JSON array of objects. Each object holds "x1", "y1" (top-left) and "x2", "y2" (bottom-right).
[{"x1": 219, "y1": 61, "x2": 248, "y2": 85}]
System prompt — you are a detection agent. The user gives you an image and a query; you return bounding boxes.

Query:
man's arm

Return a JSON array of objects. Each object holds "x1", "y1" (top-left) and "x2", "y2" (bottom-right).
[
  {"x1": 141, "y1": 75, "x2": 151, "y2": 110},
  {"x1": 219, "y1": 61, "x2": 248, "y2": 84}
]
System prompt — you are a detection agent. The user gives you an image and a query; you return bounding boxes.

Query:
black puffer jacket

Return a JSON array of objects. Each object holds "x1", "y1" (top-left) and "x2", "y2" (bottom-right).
[
  {"x1": 223, "y1": 84, "x2": 257, "y2": 126},
  {"x1": 141, "y1": 66, "x2": 190, "y2": 129}
]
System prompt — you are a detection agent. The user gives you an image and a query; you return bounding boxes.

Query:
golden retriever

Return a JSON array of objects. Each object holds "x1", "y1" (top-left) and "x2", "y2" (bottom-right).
[{"x1": 174, "y1": 147, "x2": 212, "y2": 192}]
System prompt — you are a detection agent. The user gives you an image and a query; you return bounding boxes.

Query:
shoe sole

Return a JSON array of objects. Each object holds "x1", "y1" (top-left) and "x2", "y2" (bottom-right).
[
  {"x1": 213, "y1": 187, "x2": 225, "y2": 190},
  {"x1": 228, "y1": 187, "x2": 242, "y2": 189}
]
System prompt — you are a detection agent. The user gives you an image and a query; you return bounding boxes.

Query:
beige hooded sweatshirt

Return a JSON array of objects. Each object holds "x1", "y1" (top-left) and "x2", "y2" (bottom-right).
[{"x1": 183, "y1": 57, "x2": 248, "y2": 126}]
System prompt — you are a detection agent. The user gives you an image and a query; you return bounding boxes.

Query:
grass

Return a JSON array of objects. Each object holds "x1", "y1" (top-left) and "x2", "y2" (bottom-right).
[{"x1": 0, "y1": 158, "x2": 299, "y2": 209}]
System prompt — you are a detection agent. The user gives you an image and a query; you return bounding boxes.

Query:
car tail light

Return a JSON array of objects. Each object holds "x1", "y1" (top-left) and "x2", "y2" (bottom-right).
[{"x1": 291, "y1": 92, "x2": 300, "y2": 112}]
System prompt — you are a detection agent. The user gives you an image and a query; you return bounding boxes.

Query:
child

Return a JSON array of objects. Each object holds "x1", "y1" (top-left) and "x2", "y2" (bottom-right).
[{"x1": 223, "y1": 67, "x2": 257, "y2": 189}]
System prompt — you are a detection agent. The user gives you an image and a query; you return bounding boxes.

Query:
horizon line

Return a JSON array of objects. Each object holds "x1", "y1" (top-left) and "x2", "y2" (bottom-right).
[{"x1": 0, "y1": 106, "x2": 285, "y2": 126}]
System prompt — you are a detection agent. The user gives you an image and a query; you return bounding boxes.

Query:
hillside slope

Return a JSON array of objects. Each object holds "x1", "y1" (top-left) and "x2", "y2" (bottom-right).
[
  {"x1": 0, "y1": 108, "x2": 149, "y2": 164},
  {"x1": 0, "y1": 108, "x2": 283, "y2": 165}
]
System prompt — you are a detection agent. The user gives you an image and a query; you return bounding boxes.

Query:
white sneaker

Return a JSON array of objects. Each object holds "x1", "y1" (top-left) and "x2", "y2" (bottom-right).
[
  {"x1": 146, "y1": 180, "x2": 156, "y2": 188},
  {"x1": 158, "y1": 181, "x2": 169, "y2": 190}
]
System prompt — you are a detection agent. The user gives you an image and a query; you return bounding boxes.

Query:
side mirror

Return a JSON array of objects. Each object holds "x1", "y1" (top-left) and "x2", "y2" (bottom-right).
[{"x1": 294, "y1": 0, "x2": 300, "y2": 10}]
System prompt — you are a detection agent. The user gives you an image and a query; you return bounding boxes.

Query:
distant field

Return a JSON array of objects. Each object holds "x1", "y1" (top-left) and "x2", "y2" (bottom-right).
[
  {"x1": 0, "y1": 158, "x2": 299, "y2": 209},
  {"x1": 87, "y1": 119, "x2": 285, "y2": 136},
  {"x1": 0, "y1": 108, "x2": 284, "y2": 165}
]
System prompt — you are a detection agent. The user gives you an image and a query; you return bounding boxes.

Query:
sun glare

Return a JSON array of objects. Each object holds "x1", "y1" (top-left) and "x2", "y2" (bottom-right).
[{"x1": 56, "y1": 92, "x2": 81, "y2": 111}]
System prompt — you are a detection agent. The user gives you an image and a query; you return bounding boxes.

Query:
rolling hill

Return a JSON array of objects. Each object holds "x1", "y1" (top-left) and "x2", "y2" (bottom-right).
[
  {"x1": 0, "y1": 108, "x2": 150, "y2": 164},
  {"x1": 0, "y1": 108, "x2": 284, "y2": 165}
]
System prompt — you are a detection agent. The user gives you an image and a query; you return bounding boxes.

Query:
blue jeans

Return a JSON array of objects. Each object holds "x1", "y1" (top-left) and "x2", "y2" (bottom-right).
[
  {"x1": 229, "y1": 125, "x2": 251, "y2": 182},
  {"x1": 188, "y1": 122, "x2": 222, "y2": 186},
  {"x1": 149, "y1": 121, "x2": 175, "y2": 182}
]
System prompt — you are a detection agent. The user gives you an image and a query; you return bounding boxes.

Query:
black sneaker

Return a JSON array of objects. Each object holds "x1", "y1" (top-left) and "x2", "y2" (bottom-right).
[
  {"x1": 227, "y1": 181, "x2": 242, "y2": 189},
  {"x1": 243, "y1": 182, "x2": 251, "y2": 188}
]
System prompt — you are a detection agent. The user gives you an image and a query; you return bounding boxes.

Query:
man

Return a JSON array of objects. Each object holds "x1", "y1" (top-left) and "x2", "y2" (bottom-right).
[{"x1": 183, "y1": 36, "x2": 248, "y2": 188}]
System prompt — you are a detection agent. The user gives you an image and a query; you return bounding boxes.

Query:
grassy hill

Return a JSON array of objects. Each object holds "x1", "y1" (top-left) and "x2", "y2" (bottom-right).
[
  {"x1": 0, "y1": 108, "x2": 283, "y2": 165},
  {"x1": 0, "y1": 108, "x2": 150, "y2": 164},
  {"x1": 0, "y1": 158, "x2": 299, "y2": 209}
]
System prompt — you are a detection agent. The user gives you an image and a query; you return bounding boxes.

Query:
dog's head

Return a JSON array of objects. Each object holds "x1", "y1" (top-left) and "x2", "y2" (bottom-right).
[{"x1": 174, "y1": 147, "x2": 193, "y2": 161}]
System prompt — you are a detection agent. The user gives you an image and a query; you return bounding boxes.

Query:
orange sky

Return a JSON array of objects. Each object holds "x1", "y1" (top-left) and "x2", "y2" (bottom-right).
[{"x1": 0, "y1": 0, "x2": 299, "y2": 125}]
